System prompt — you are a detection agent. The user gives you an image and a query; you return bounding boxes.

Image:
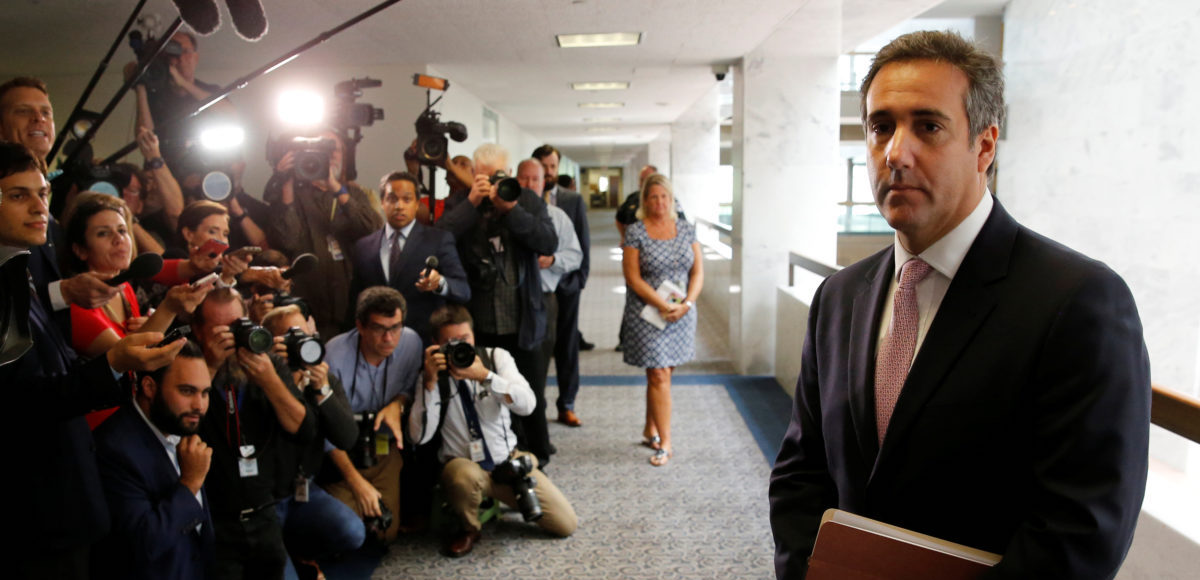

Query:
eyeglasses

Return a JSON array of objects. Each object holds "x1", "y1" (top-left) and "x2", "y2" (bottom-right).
[{"x1": 366, "y1": 322, "x2": 403, "y2": 336}]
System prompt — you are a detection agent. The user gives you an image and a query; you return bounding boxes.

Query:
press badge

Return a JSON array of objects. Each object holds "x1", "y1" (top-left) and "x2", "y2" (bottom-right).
[
  {"x1": 326, "y1": 235, "x2": 345, "y2": 261},
  {"x1": 375, "y1": 432, "x2": 391, "y2": 456},
  {"x1": 469, "y1": 439, "x2": 486, "y2": 463},
  {"x1": 238, "y1": 445, "x2": 258, "y2": 478},
  {"x1": 294, "y1": 475, "x2": 310, "y2": 503}
]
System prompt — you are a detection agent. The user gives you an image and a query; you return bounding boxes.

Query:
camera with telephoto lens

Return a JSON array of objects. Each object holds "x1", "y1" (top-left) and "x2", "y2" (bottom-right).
[
  {"x1": 282, "y1": 327, "x2": 323, "y2": 370},
  {"x1": 491, "y1": 455, "x2": 542, "y2": 522},
  {"x1": 229, "y1": 318, "x2": 272, "y2": 354},
  {"x1": 489, "y1": 170, "x2": 522, "y2": 203},
  {"x1": 266, "y1": 136, "x2": 336, "y2": 184},
  {"x1": 439, "y1": 339, "x2": 477, "y2": 371}
]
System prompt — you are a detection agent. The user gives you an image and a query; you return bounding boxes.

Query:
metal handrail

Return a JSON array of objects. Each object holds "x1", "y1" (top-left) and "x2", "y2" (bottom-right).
[
  {"x1": 787, "y1": 254, "x2": 1200, "y2": 445},
  {"x1": 694, "y1": 216, "x2": 732, "y2": 234}
]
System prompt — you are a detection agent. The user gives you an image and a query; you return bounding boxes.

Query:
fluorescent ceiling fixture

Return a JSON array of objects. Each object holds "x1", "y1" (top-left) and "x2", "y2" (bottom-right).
[
  {"x1": 583, "y1": 117, "x2": 621, "y2": 123},
  {"x1": 277, "y1": 90, "x2": 325, "y2": 127},
  {"x1": 199, "y1": 125, "x2": 245, "y2": 151},
  {"x1": 571, "y1": 81, "x2": 630, "y2": 91},
  {"x1": 557, "y1": 32, "x2": 642, "y2": 48},
  {"x1": 586, "y1": 126, "x2": 618, "y2": 133},
  {"x1": 578, "y1": 102, "x2": 624, "y2": 109}
]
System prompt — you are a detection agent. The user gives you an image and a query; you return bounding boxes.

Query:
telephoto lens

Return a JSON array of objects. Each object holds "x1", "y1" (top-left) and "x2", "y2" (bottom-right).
[
  {"x1": 491, "y1": 455, "x2": 542, "y2": 521},
  {"x1": 489, "y1": 170, "x2": 523, "y2": 202},
  {"x1": 229, "y1": 318, "x2": 273, "y2": 354},
  {"x1": 283, "y1": 327, "x2": 324, "y2": 370}
]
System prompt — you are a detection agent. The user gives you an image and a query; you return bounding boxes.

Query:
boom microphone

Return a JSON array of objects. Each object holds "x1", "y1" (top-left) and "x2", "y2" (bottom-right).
[
  {"x1": 106, "y1": 253, "x2": 164, "y2": 286},
  {"x1": 282, "y1": 253, "x2": 318, "y2": 280}
]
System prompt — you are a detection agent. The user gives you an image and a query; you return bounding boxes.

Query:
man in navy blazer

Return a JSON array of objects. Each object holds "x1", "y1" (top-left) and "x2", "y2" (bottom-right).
[
  {"x1": 532, "y1": 145, "x2": 591, "y2": 427},
  {"x1": 351, "y1": 171, "x2": 469, "y2": 343},
  {"x1": 94, "y1": 340, "x2": 215, "y2": 580},
  {"x1": 768, "y1": 31, "x2": 1150, "y2": 580}
]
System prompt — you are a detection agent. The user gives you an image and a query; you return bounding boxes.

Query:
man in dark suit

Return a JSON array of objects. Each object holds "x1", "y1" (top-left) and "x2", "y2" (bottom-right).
[
  {"x1": 531, "y1": 145, "x2": 590, "y2": 427},
  {"x1": 0, "y1": 142, "x2": 186, "y2": 579},
  {"x1": 436, "y1": 143, "x2": 558, "y2": 466},
  {"x1": 351, "y1": 171, "x2": 469, "y2": 343},
  {"x1": 768, "y1": 31, "x2": 1150, "y2": 580},
  {"x1": 94, "y1": 340, "x2": 215, "y2": 580}
]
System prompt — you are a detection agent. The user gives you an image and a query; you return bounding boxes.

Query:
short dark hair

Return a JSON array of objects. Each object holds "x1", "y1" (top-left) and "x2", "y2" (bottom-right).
[
  {"x1": 0, "y1": 77, "x2": 48, "y2": 106},
  {"x1": 192, "y1": 287, "x2": 245, "y2": 329},
  {"x1": 174, "y1": 30, "x2": 199, "y2": 51},
  {"x1": 0, "y1": 141, "x2": 42, "y2": 180},
  {"x1": 379, "y1": 171, "x2": 420, "y2": 198},
  {"x1": 860, "y1": 30, "x2": 1004, "y2": 176},
  {"x1": 556, "y1": 174, "x2": 573, "y2": 189},
  {"x1": 355, "y1": 286, "x2": 406, "y2": 325},
  {"x1": 63, "y1": 192, "x2": 134, "y2": 274},
  {"x1": 140, "y1": 338, "x2": 205, "y2": 387},
  {"x1": 177, "y1": 200, "x2": 228, "y2": 239},
  {"x1": 429, "y1": 304, "x2": 473, "y2": 338},
  {"x1": 531, "y1": 144, "x2": 560, "y2": 163}
]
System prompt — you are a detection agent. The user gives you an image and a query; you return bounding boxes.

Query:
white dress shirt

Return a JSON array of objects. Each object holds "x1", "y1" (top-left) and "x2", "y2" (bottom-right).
[
  {"x1": 409, "y1": 346, "x2": 536, "y2": 464},
  {"x1": 875, "y1": 191, "x2": 994, "y2": 362},
  {"x1": 379, "y1": 220, "x2": 417, "y2": 283},
  {"x1": 132, "y1": 399, "x2": 204, "y2": 509}
]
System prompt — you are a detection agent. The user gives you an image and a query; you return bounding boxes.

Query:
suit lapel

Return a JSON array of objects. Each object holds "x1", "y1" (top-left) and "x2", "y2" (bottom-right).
[
  {"x1": 848, "y1": 249, "x2": 895, "y2": 469},
  {"x1": 393, "y1": 222, "x2": 424, "y2": 281},
  {"x1": 873, "y1": 199, "x2": 1018, "y2": 473},
  {"x1": 362, "y1": 229, "x2": 386, "y2": 285}
]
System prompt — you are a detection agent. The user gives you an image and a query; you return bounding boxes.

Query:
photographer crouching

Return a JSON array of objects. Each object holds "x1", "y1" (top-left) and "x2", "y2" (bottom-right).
[{"x1": 409, "y1": 305, "x2": 576, "y2": 558}]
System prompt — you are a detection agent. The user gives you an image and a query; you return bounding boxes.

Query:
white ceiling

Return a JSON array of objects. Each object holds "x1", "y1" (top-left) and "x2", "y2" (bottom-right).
[{"x1": 0, "y1": 0, "x2": 1007, "y2": 166}]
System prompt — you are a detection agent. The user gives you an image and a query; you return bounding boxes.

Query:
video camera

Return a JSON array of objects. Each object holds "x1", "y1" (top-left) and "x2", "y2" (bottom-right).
[
  {"x1": 412, "y1": 74, "x2": 467, "y2": 167},
  {"x1": 333, "y1": 78, "x2": 384, "y2": 130},
  {"x1": 127, "y1": 26, "x2": 183, "y2": 98}
]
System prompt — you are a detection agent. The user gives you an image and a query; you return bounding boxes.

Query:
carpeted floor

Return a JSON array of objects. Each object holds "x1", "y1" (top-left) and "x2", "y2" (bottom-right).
[{"x1": 368, "y1": 381, "x2": 776, "y2": 579}]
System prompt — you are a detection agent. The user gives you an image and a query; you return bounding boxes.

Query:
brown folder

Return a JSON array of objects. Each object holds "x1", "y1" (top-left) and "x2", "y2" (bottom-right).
[{"x1": 805, "y1": 509, "x2": 1001, "y2": 580}]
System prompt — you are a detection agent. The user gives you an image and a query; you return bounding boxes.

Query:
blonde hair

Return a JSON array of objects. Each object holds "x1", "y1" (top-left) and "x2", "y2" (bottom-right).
[
  {"x1": 472, "y1": 143, "x2": 510, "y2": 174},
  {"x1": 635, "y1": 173, "x2": 676, "y2": 222},
  {"x1": 262, "y1": 304, "x2": 304, "y2": 335}
]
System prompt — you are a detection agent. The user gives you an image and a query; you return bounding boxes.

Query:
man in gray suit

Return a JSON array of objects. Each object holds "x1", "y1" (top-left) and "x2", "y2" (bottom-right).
[{"x1": 532, "y1": 145, "x2": 590, "y2": 427}]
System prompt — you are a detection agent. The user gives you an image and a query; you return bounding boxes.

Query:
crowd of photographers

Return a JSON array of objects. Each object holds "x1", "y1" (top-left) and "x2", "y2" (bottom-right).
[{"x1": 0, "y1": 36, "x2": 591, "y2": 578}]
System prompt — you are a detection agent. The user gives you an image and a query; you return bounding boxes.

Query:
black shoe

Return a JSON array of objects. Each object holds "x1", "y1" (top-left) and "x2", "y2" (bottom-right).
[
  {"x1": 615, "y1": 342, "x2": 624, "y2": 352},
  {"x1": 579, "y1": 338, "x2": 595, "y2": 351}
]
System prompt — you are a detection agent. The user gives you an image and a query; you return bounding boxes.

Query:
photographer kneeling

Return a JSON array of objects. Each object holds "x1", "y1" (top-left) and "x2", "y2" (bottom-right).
[{"x1": 409, "y1": 305, "x2": 577, "y2": 558}]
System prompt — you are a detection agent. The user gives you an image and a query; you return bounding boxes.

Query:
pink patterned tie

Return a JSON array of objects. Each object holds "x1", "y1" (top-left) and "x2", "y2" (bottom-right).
[{"x1": 875, "y1": 257, "x2": 933, "y2": 445}]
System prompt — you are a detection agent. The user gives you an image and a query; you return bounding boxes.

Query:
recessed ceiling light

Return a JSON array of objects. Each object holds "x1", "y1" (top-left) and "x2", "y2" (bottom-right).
[
  {"x1": 578, "y1": 102, "x2": 624, "y2": 109},
  {"x1": 557, "y1": 32, "x2": 642, "y2": 48},
  {"x1": 571, "y1": 81, "x2": 630, "y2": 91}
]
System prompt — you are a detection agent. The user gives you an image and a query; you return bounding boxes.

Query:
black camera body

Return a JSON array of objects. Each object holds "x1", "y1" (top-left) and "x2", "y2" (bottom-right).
[
  {"x1": 282, "y1": 327, "x2": 323, "y2": 370},
  {"x1": 364, "y1": 498, "x2": 393, "y2": 539},
  {"x1": 266, "y1": 136, "x2": 336, "y2": 184},
  {"x1": 128, "y1": 30, "x2": 184, "y2": 97},
  {"x1": 489, "y1": 171, "x2": 523, "y2": 203},
  {"x1": 333, "y1": 78, "x2": 384, "y2": 129},
  {"x1": 439, "y1": 339, "x2": 477, "y2": 370},
  {"x1": 491, "y1": 455, "x2": 542, "y2": 522},
  {"x1": 354, "y1": 411, "x2": 378, "y2": 469},
  {"x1": 229, "y1": 318, "x2": 272, "y2": 354},
  {"x1": 274, "y1": 292, "x2": 311, "y2": 320},
  {"x1": 414, "y1": 108, "x2": 467, "y2": 167}
]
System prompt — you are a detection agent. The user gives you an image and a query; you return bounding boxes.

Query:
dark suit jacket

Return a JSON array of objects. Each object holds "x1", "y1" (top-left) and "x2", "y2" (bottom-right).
[
  {"x1": 768, "y1": 200, "x2": 1150, "y2": 580},
  {"x1": 0, "y1": 250, "x2": 124, "y2": 555},
  {"x1": 351, "y1": 221, "x2": 470, "y2": 342},
  {"x1": 436, "y1": 188, "x2": 558, "y2": 350},
  {"x1": 553, "y1": 188, "x2": 590, "y2": 293},
  {"x1": 94, "y1": 402, "x2": 214, "y2": 580}
]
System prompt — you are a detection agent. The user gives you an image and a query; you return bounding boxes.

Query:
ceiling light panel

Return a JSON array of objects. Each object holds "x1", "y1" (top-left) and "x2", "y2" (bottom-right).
[
  {"x1": 556, "y1": 32, "x2": 642, "y2": 48},
  {"x1": 578, "y1": 102, "x2": 625, "y2": 109},
  {"x1": 571, "y1": 81, "x2": 630, "y2": 91}
]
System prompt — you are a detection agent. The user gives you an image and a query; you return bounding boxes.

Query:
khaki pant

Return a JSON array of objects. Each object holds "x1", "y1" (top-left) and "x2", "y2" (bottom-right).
[
  {"x1": 324, "y1": 453, "x2": 402, "y2": 542},
  {"x1": 441, "y1": 451, "x2": 577, "y2": 537}
]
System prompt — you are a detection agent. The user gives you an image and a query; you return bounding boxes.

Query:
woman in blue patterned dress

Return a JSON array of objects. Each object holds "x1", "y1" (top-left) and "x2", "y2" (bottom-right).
[{"x1": 620, "y1": 174, "x2": 704, "y2": 466}]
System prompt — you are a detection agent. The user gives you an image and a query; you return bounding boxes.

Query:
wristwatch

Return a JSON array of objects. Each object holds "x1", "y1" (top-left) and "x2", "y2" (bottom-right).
[
  {"x1": 143, "y1": 157, "x2": 165, "y2": 170},
  {"x1": 685, "y1": 300, "x2": 695, "y2": 308}
]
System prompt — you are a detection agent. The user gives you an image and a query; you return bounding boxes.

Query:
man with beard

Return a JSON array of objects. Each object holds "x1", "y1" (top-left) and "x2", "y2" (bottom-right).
[
  {"x1": 94, "y1": 340, "x2": 215, "y2": 580},
  {"x1": 190, "y1": 288, "x2": 316, "y2": 579}
]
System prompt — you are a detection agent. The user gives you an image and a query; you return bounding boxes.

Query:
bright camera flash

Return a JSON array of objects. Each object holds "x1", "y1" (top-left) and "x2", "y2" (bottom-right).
[
  {"x1": 200, "y1": 125, "x2": 245, "y2": 151},
  {"x1": 277, "y1": 90, "x2": 325, "y2": 127}
]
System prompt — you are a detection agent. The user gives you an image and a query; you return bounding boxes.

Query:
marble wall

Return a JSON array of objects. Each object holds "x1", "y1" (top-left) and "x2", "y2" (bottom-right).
[{"x1": 1002, "y1": 0, "x2": 1200, "y2": 468}]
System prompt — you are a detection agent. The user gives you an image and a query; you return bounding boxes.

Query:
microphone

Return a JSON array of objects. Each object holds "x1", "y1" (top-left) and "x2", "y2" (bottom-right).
[
  {"x1": 422, "y1": 256, "x2": 439, "y2": 278},
  {"x1": 106, "y1": 253, "x2": 164, "y2": 287},
  {"x1": 282, "y1": 253, "x2": 318, "y2": 281}
]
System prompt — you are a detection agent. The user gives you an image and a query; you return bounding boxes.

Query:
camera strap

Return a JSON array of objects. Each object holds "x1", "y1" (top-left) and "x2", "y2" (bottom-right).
[{"x1": 456, "y1": 379, "x2": 494, "y2": 471}]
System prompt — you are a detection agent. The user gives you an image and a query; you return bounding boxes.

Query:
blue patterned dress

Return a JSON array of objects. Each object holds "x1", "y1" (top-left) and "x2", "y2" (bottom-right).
[{"x1": 621, "y1": 220, "x2": 698, "y2": 368}]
